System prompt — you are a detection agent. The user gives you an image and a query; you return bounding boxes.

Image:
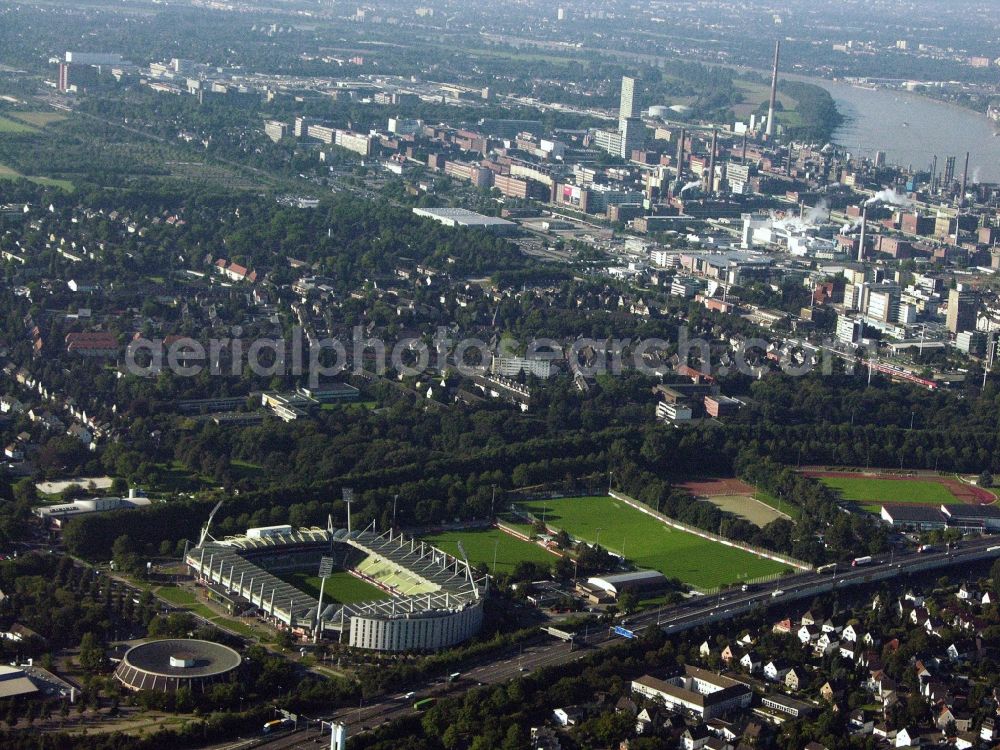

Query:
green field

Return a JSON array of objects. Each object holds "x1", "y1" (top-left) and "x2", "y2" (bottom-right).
[
  {"x1": 0, "y1": 162, "x2": 74, "y2": 191},
  {"x1": 0, "y1": 116, "x2": 36, "y2": 133},
  {"x1": 9, "y1": 111, "x2": 67, "y2": 127},
  {"x1": 278, "y1": 570, "x2": 389, "y2": 604},
  {"x1": 819, "y1": 477, "x2": 961, "y2": 513},
  {"x1": 518, "y1": 496, "x2": 789, "y2": 589},
  {"x1": 421, "y1": 528, "x2": 558, "y2": 575}
]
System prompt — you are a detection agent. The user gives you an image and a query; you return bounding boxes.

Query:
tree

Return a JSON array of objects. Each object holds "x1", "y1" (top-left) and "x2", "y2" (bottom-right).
[
  {"x1": 980, "y1": 470, "x2": 993, "y2": 488},
  {"x1": 112, "y1": 534, "x2": 139, "y2": 573},
  {"x1": 78, "y1": 632, "x2": 106, "y2": 673}
]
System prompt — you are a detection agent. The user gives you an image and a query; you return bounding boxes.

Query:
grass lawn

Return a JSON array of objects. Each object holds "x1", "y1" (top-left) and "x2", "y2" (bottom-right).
[
  {"x1": 421, "y1": 528, "x2": 558, "y2": 575},
  {"x1": 9, "y1": 111, "x2": 67, "y2": 127},
  {"x1": 277, "y1": 569, "x2": 389, "y2": 604},
  {"x1": 497, "y1": 514, "x2": 537, "y2": 538},
  {"x1": 753, "y1": 490, "x2": 801, "y2": 521},
  {"x1": 517, "y1": 496, "x2": 790, "y2": 589},
  {"x1": 0, "y1": 162, "x2": 74, "y2": 191},
  {"x1": 0, "y1": 116, "x2": 36, "y2": 133},
  {"x1": 154, "y1": 586, "x2": 199, "y2": 606},
  {"x1": 819, "y1": 477, "x2": 961, "y2": 506}
]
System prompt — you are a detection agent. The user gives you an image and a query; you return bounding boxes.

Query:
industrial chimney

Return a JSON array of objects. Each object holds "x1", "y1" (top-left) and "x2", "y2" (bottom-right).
[
  {"x1": 706, "y1": 129, "x2": 718, "y2": 196},
  {"x1": 959, "y1": 151, "x2": 970, "y2": 208},
  {"x1": 765, "y1": 41, "x2": 780, "y2": 140},
  {"x1": 857, "y1": 203, "x2": 869, "y2": 263},
  {"x1": 675, "y1": 128, "x2": 686, "y2": 180}
]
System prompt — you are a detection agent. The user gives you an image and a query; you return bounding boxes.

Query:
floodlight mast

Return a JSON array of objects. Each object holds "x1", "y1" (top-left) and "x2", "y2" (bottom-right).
[
  {"x1": 455, "y1": 540, "x2": 479, "y2": 600},
  {"x1": 198, "y1": 501, "x2": 224, "y2": 547}
]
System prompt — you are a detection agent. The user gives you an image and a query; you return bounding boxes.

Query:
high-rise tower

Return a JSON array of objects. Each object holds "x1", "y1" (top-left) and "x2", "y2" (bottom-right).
[{"x1": 765, "y1": 41, "x2": 780, "y2": 139}]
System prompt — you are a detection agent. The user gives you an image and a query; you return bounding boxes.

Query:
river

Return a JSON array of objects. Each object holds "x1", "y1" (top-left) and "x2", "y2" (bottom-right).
[{"x1": 790, "y1": 75, "x2": 1000, "y2": 183}]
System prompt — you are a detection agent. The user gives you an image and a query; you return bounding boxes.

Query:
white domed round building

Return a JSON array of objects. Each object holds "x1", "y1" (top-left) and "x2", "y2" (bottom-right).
[{"x1": 114, "y1": 639, "x2": 241, "y2": 693}]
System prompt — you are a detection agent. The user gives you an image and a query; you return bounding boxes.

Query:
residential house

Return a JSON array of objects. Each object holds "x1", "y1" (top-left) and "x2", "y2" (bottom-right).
[
  {"x1": 894, "y1": 728, "x2": 916, "y2": 747},
  {"x1": 841, "y1": 624, "x2": 859, "y2": 643},
  {"x1": 813, "y1": 632, "x2": 839, "y2": 656},
  {"x1": 721, "y1": 645, "x2": 737, "y2": 665},
  {"x1": 797, "y1": 624, "x2": 820, "y2": 645},
  {"x1": 784, "y1": 668, "x2": 804, "y2": 691},
  {"x1": 981, "y1": 717, "x2": 998, "y2": 742},
  {"x1": 739, "y1": 652, "x2": 761, "y2": 674},
  {"x1": 763, "y1": 660, "x2": 791, "y2": 683},
  {"x1": 682, "y1": 725, "x2": 712, "y2": 750},
  {"x1": 553, "y1": 707, "x2": 583, "y2": 727},
  {"x1": 772, "y1": 619, "x2": 793, "y2": 635},
  {"x1": 635, "y1": 707, "x2": 659, "y2": 735}
]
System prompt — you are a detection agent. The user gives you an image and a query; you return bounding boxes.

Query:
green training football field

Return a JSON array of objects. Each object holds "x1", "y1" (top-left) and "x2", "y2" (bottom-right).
[
  {"x1": 818, "y1": 477, "x2": 961, "y2": 512},
  {"x1": 518, "y1": 496, "x2": 790, "y2": 589},
  {"x1": 422, "y1": 527, "x2": 558, "y2": 575}
]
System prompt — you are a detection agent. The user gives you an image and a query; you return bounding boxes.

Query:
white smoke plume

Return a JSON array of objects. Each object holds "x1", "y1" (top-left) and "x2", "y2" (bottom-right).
[
  {"x1": 972, "y1": 167, "x2": 981, "y2": 185},
  {"x1": 679, "y1": 180, "x2": 702, "y2": 195},
  {"x1": 771, "y1": 199, "x2": 829, "y2": 233},
  {"x1": 866, "y1": 188, "x2": 913, "y2": 207}
]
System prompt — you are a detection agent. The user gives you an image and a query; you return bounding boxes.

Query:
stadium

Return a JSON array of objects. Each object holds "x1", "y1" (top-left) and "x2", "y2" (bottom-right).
[
  {"x1": 113, "y1": 639, "x2": 242, "y2": 693},
  {"x1": 185, "y1": 523, "x2": 487, "y2": 652}
]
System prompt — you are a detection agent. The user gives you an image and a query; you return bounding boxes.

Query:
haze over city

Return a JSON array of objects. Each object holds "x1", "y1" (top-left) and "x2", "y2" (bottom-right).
[{"x1": 0, "y1": 1, "x2": 998, "y2": 749}]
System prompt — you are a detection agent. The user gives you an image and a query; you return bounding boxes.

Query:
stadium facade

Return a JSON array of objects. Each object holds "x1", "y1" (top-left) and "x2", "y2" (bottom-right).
[{"x1": 185, "y1": 525, "x2": 486, "y2": 652}]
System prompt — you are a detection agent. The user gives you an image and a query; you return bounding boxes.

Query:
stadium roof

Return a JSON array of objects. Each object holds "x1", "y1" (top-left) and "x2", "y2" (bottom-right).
[{"x1": 121, "y1": 639, "x2": 241, "y2": 678}]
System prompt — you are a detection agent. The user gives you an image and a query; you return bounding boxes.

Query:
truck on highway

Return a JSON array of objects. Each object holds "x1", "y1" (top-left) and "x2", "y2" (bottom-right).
[
  {"x1": 414, "y1": 698, "x2": 437, "y2": 712},
  {"x1": 262, "y1": 719, "x2": 291, "y2": 733},
  {"x1": 851, "y1": 556, "x2": 873, "y2": 567},
  {"x1": 917, "y1": 544, "x2": 934, "y2": 553},
  {"x1": 771, "y1": 589, "x2": 784, "y2": 598},
  {"x1": 447, "y1": 672, "x2": 461, "y2": 683},
  {"x1": 816, "y1": 563, "x2": 837, "y2": 575}
]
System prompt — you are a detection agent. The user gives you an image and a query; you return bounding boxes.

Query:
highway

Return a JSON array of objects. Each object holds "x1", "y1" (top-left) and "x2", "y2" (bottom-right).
[{"x1": 242, "y1": 535, "x2": 1000, "y2": 749}]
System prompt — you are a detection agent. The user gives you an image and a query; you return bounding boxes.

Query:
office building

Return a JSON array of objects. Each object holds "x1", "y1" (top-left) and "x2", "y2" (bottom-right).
[
  {"x1": 264, "y1": 120, "x2": 288, "y2": 143},
  {"x1": 632, "y1": 667, "x2": 752, "y2": 721},
  {"x1": 619, "y1": 76, "x2": 636, "y2": 119},
  {"x1": 836, "y1": 315, "x2": 863, "y2": 345},
  {"x1": 620, "y1": 117, "x2": 645, "y2": 159},
  {"x1": 946, "y1": 287, "x2": 977, "y2": 334},
  {"x1": 65, "y1": 52, "x2": 124, "y2": 66},
  {"x1": 865, "y1": 287, "x2": 899, "y2": 324},
  {"x1": 490, "y1": 356, "x2": 553, "y2": 379}
]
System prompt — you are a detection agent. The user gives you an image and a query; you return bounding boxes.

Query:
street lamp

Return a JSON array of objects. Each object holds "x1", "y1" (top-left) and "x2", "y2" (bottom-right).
[
  {"x1": 392, "y1": 494, "x2": 398, "y2": 527},
  {"x1": 595, "y1": 528, "x2": 602, "y2": 548}
]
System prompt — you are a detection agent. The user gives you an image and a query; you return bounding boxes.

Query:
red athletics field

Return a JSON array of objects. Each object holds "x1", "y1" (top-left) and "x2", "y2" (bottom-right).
[
  {"x1": 681, "y1": 477, "x2": 756, "y2": 497},
  {"x1": 803, "y1": 470, "x2": 995, "y2": 508},
  {"x1": 680, "y1": 478, "x2": 790, "y2": 526}
]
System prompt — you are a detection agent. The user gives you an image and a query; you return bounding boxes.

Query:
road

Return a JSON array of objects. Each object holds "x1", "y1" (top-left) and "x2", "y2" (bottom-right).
[{"x1": 243, "y1": 535, "x2": 1000, "y2": 749}]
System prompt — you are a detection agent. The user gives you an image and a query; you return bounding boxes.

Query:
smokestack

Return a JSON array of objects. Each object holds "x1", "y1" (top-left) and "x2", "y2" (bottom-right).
[
  {"x1": 742, "y1": 131, "x2": 748, "y2": 163},
  {"x1": 675, "y1": 128, "x2": 686, "y2": 180},
  {"x1": 706, "y1": 129, "x2": 718, "y2": 196},
  {"x1": 959, "y1": 151, "x2": 970, "y2": 208},
  {"x1": 857, "y1": 203, "x2": 869, "y2": 263},
  {"x1": 765, "y1": 41, "x2": 780, "y2": 139},
  {"x1": 931, "y1": 155, "x2": 937, "y2": 193}
]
